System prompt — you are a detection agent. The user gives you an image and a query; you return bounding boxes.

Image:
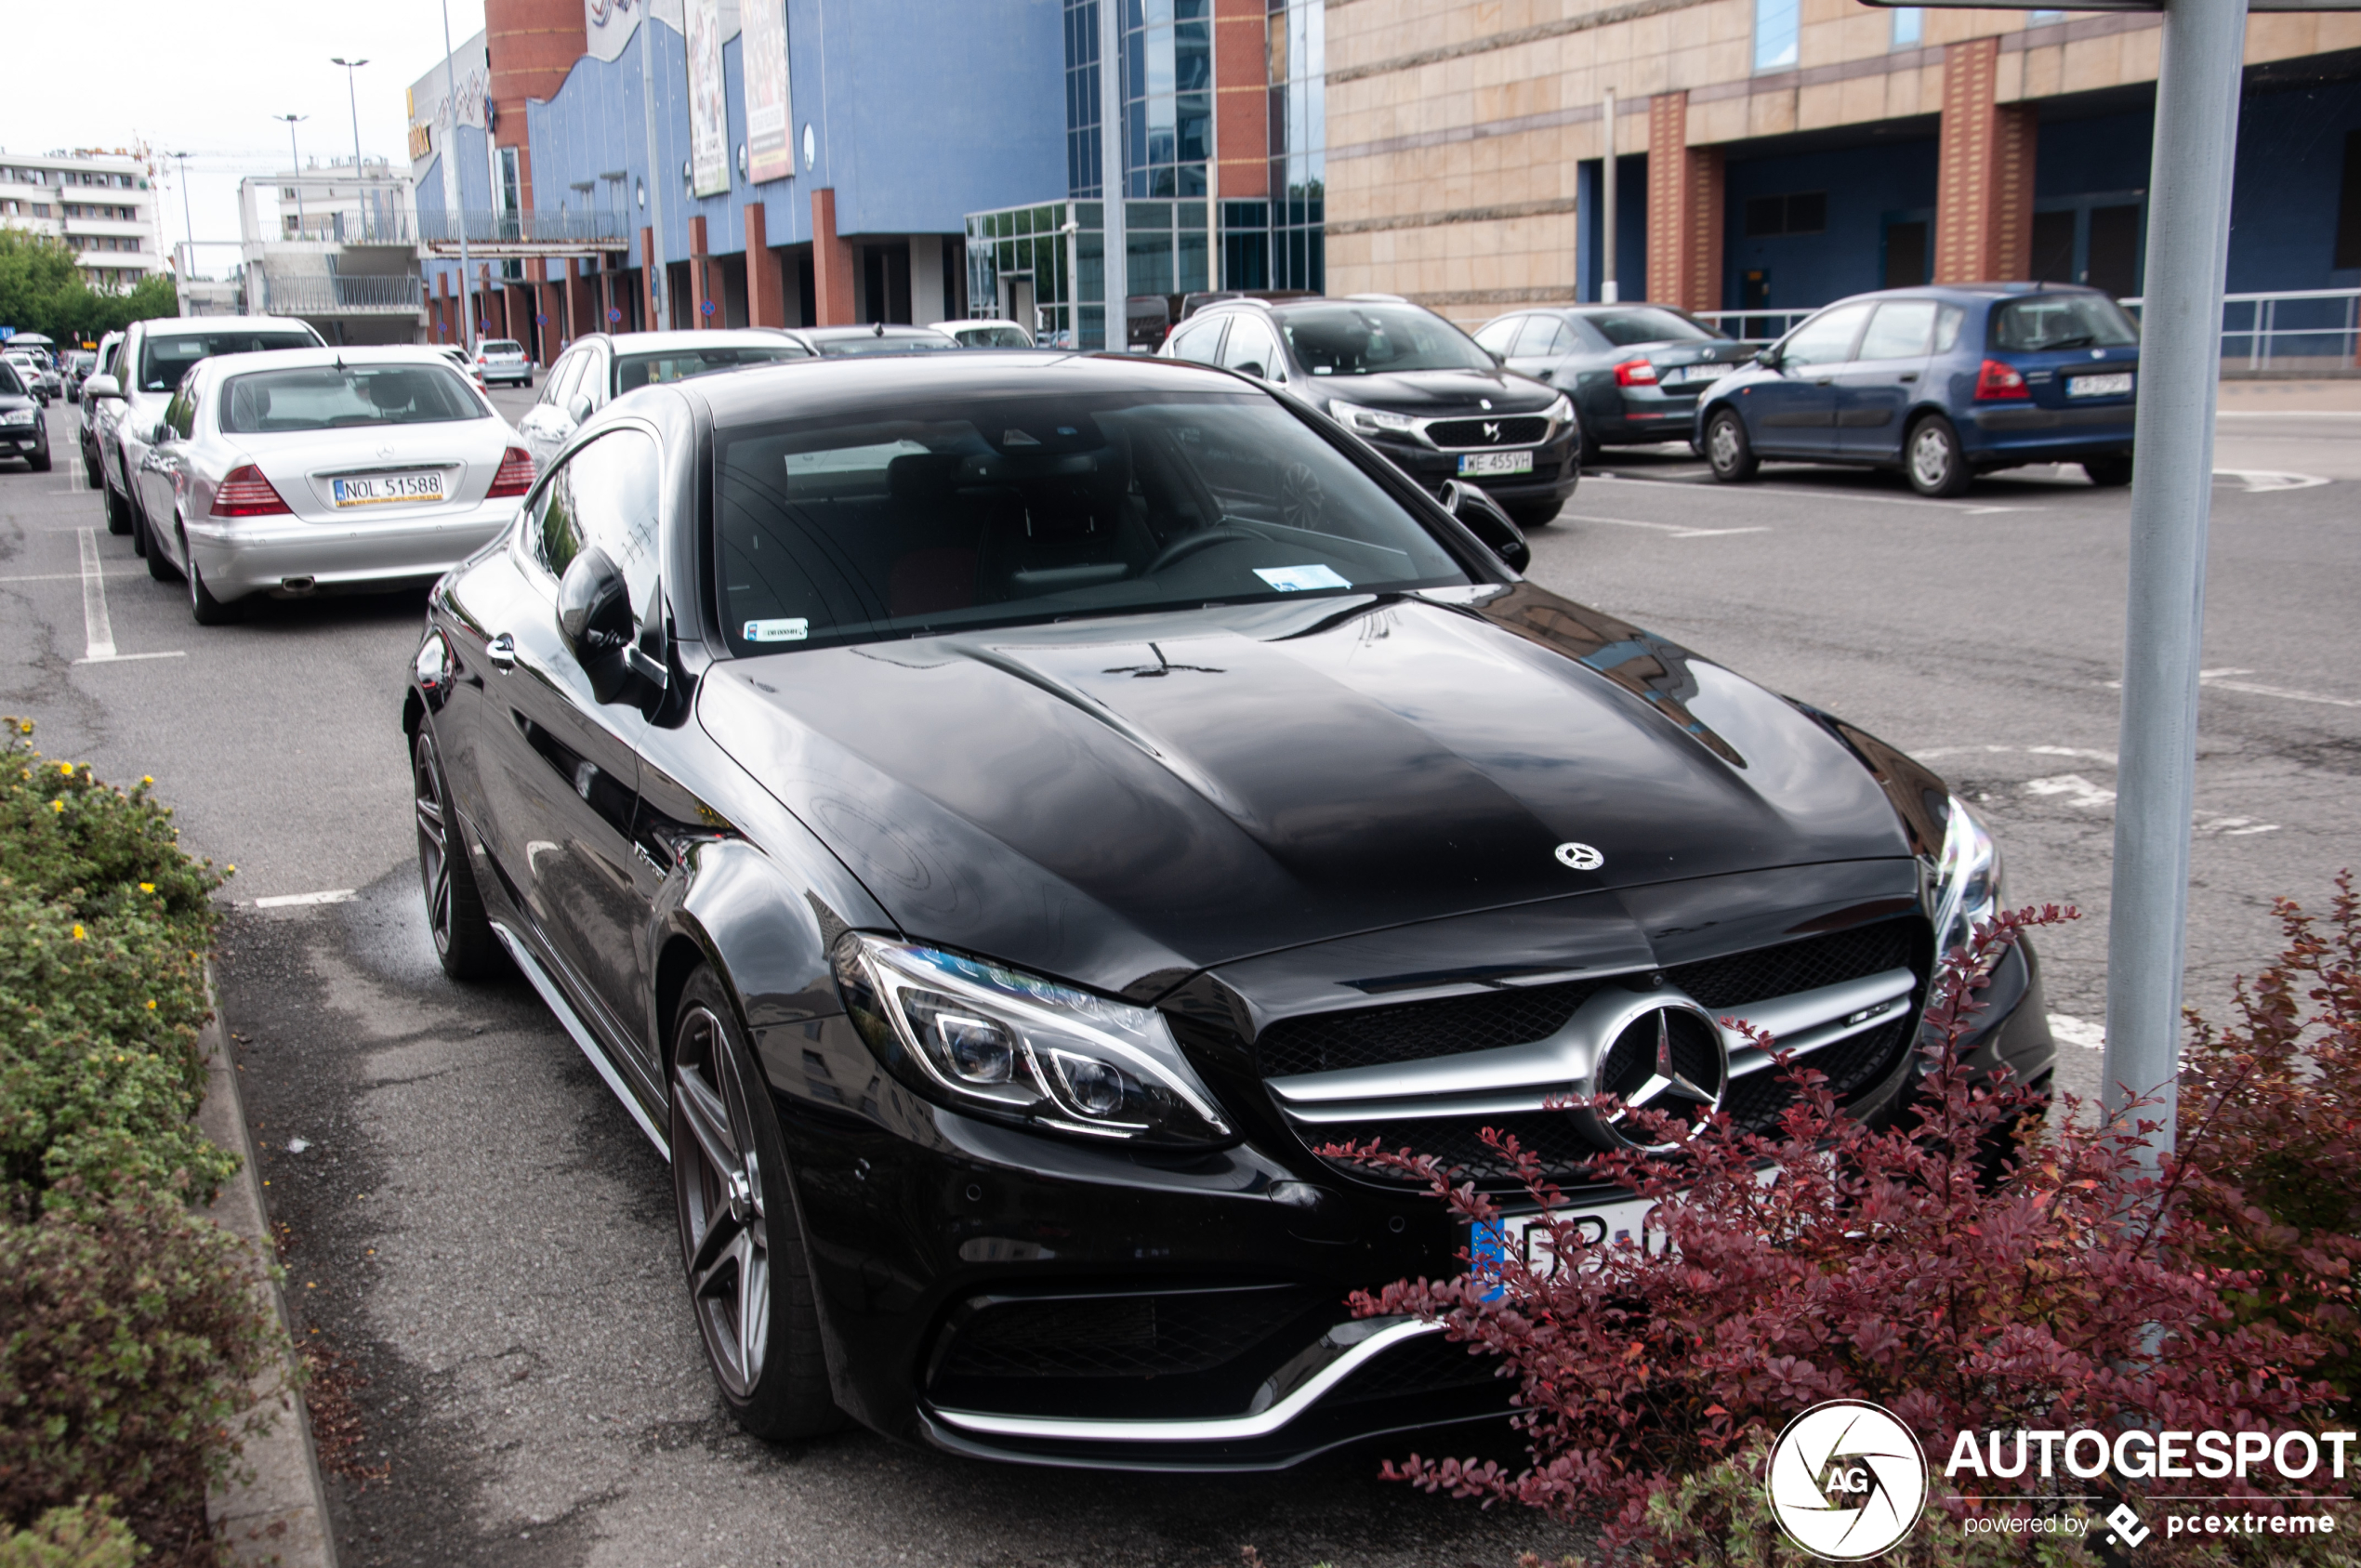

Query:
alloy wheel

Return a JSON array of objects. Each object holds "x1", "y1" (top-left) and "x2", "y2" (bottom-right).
[
  {"x1": 413, "y1": 735, "x2": 455, "y2": 958},
  {"x1": 1910, "y1": 425, "x2": 1952, "y2": 491},
  {"x1": 672, "y1": 1006, "x2": 772, "y2": 1400}
]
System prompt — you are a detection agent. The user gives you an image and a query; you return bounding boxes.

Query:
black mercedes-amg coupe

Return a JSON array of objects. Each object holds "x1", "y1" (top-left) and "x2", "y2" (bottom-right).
[{"x1": 402, "y1": 349, "x2": 2052, "y2": 1470}]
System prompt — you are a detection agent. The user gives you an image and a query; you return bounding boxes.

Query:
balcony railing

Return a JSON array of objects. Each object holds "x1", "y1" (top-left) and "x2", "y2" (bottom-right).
[
  {"x1": 418, "y1": 209, "x2": 629, "y2": 246},
  {"x1": 281, "y1": 211, "x2": 417, "y2": 245},
  {"x1": 257, "y1": 274, "x2": 424, "y2": 315},
  {"x1": 1694, "y1": 308, "x2": 1815, "y2": 341},
  {"x1": 2118, "y1": 288, "x2": 2361, "y2": 374}
]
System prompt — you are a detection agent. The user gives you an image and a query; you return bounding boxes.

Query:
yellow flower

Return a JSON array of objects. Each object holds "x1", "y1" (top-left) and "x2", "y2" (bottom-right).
[
  {"x1": 50, "y1": 800, "x2": 63, "y2": 813},
  {"x1": 58, "y1": 762, "x2": 72, "y2": 776},
  {"x1": 138, "y1": 883, "x2": 154, "y2": 894},
  {"x1": 145, "y1": 999, "x2": 157, "y2": 1010},
  {"x1": 16, "y1": 720, "x2": 31, "y2": 733},
  {"x1": 140, "y1": 775, "x2": 153, "y2": 786},
  {"x1": 70, "y1": 925, "x2": 84, "y2": 942}
]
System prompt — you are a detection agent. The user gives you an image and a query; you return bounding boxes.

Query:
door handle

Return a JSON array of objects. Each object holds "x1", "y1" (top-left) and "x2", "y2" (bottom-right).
[
  {"x1": 1813, "y1": 376, "x2": 1834, "y2": 387},
  {"x1": 486, "y1": 633, "x2": 517, "y2": 672},
  {"x1": 1537, "y1": 370, "x2": 1553, "y2": 382},
  {"x1": 1897, "y1": 374, "x2": 1918, "y2": 383}
]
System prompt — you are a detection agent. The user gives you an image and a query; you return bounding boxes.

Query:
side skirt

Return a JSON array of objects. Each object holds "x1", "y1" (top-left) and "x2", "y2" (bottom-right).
[{"x1": 489, "y1": 920, "x2": 671, "y2": 1161}]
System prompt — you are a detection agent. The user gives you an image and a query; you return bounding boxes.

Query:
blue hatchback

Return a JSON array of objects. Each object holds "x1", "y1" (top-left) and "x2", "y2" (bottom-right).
[{"x1": 1694, "y1": 283, "x2": 2139, "y2": 496}]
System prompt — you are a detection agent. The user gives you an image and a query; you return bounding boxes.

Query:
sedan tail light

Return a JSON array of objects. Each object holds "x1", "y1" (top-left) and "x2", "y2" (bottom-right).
[
  {"x1": 1613, "y1": 357, "x2": 1659, "y2": 387},
  {"x1": 210, "y1": 464, "x2": 292, "y2": 518},
  {"x1": 1974, "y1": 359, "x2": 2030, "y2": 401},
  {"x1": 487, "y1": 446, "x2": 537, "y2": 498}
]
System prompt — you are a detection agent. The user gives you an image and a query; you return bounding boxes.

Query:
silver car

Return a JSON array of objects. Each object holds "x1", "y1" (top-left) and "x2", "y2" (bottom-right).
[
  {"x1": 84, "y1": 315, "x2": 323, "y2": 563},
  {"x1": 129, "y1": 346, "x2": 537, "y2": 625},
  {"x1": 473, "y1": 337, "x2": 534, "y2": 388}
]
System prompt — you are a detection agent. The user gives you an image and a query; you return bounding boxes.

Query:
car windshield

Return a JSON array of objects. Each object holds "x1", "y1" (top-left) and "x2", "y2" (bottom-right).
[
  {"x1": 1276, "y1": 303, "x2": 1495, "y2": 377},
  {"x1": 715, "y1": 389, "x2": 1471, "y2": 655},
  {"x1": 0, "y1": 364, "x2": 20, "y2": 396},
  {"x1": 813, "y1": 334, "x2": 958, "y2": 359},
  {"x1": 616, "y1": 343, "x2": 810, "y2": 393},
  {"x1": 138, "y1": 331, "x2": 316, "y2": 394},
  {"x1": 68, "y1": 353, "x2": 94, "y2": 372},
  {"x1": 952, "y1": 325, "x2": 1032, "y2": 349},
  {"x1": 481, "y1": 340, "x2": 525, "y2": 356},
  {"x1": 1991, "y1": 294, "x2": 2140, "y2": 352},
  {"x1": 1585, "y1": 308, "x2": 1723, "y2": 347},
  {"x1": 220, "y1": 364, "x2": 490, "y2": 431}
]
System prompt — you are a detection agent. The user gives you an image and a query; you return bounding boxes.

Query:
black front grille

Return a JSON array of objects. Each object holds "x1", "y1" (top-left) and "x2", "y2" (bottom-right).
[
  {"x1": 1662, "y1": 922, "x2": 1914, "y2": 1013},
  {"x1": 1329, "y1": 1331, "x2": 1507, "y2": 1405},
  {"x1": 1316, "y1": 1111, "x2": 1604, "y2": 1189},
  {"x1": 935, "y1": 1286, "x2": 1322, "y2": 1381},
  {"x1": 1719, "y1": 1013, "x2": 1916, "y2": 1135},
  {"x1": 1257, "y1": 979, "x2": 1608, "y2": 1079},
  {"x1": 1427, "y1": 415, "x2": 1549, "y2": 448}
]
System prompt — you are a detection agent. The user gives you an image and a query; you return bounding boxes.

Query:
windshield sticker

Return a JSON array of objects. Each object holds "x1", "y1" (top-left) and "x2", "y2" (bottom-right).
[
  {"x1": 1002, "y1": 428, "x2": 1040, "y2": 446},
  {"x1": 743, "y1": 618, "x2": 810, "y2": 642},
  {"x1": 1255, "y1": 564, "x2": 1352, "y2": 593}
]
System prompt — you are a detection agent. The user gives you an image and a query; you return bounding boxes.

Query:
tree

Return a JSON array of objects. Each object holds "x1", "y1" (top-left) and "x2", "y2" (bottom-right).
[{"x1": 0, "y1": 230, "x2": 178, "y2": 345}]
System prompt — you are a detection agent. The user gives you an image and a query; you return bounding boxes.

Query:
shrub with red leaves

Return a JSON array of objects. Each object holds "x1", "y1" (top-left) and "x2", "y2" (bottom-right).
[
  {"x1": 1322, "y1": 907, "x2": 2339, "y2": 1550},
  {"x1": 2178, "y1": 874, "x2": 2361, "y2": 1419}
]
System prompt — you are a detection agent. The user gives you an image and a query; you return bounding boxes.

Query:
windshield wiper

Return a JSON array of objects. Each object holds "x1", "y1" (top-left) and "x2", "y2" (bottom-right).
[{"x1": 2037, "y1": 333, "x2": 2096, "y2": 351}]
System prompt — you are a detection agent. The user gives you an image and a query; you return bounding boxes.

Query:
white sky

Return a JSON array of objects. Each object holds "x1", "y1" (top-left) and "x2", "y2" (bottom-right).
[{"x1": 1, "y1": 0, "x2": 489, "y2": 279}]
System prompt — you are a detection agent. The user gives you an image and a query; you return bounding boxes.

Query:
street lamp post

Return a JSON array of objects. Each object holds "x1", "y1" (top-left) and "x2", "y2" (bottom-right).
[
  {"x1": 168, "y1": 151, "x2": 194, "y2": 304},
  {"x1": 330, "y1": 57, "x2": 369, "y2": 238},
  {"x1": 437, "y1": 0, "x2": 475, "y2": 352},
  {"x1": 270, "y1": 114, "x2": 308, "y2": 237}
]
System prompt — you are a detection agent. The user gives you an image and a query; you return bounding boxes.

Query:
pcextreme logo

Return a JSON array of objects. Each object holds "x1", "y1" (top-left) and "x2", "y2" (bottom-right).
[{"x1": 1765, "y1": 1400, "x2": 1931, "y2": 1561}]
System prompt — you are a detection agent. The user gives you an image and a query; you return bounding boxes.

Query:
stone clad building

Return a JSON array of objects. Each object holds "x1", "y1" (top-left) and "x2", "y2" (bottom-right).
[{"x1": 1322, "y1": 0, "x2": 2361, "y2": 325}]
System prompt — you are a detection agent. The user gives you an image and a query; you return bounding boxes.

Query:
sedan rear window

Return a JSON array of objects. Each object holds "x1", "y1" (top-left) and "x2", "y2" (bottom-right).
[
  {"x1": 715, "y1": 390, "x2": 1471, "y2": 654},
  {"x1": 220, "y1": 364, "x2": 490, "y2": 432},
  {"x1": 948, "y1": 324, "x2": 1033, "y2": 349},
  {"x1": 1990, "y1": 294, "x2": 2139, "y2": 352},
  {"x1": 1585, "y1": 308, "x2": 1722, "y2": 347},
  {"x1": 616, "y1": 343, "x2": 810, "y2": 393},
  {"x1": 138, "y1": 331, "x2": 317, "y2": 394},
  {"x1": 480, "y1": 340, "x2": 525, "y2": 356},
  {"x1": 813, "y1": 334, "x2": 958, "y2": 359}
]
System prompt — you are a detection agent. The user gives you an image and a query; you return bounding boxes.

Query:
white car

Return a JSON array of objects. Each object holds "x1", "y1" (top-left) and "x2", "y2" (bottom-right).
[
  {"x1": 518, "y1": 328, "x2": 811, "y2": 468},
  {"x1": 126, "y1": 345, "x2": 536, "y2": 624},
  {"x1": 474, "y1": 338, "x2": 534, "y2": 388},
  {"x1": 84, "y1": 315, "x2": 323, "y2": 565},
  {"x1": 931, "y1": 318, "x2": 1035, "y2": 349},
  {"x1": 436, "y1": 344, "x2": 486, "y2": 388}
]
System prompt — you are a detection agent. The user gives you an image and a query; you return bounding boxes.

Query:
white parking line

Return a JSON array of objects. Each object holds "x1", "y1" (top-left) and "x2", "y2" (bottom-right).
[
  {"x1": 1568, "y1": 514, "x2": 1772, "y2": 539},
  {"x1": 2215, "y1": 469, "x2": 2331, "y2": 492},
  {"x1": 251, "y1": 889, "x2": 357, "y2": 909},
  {"x1": 2101, "y1": 668, "x2": 2361, "y2": 710},
  {"x1": 71, "y1": 526, "x2": 185, "y2": 666},
  {"x1": 1585, "y1": 473, "x2": 2038, "y2": 513},
  {"x1": 0, "y1": 570, "x2": 141, "y2": 584},
  {"x1": 2049, "y1": 1013, "x2": 2105, "y2": 1050}
]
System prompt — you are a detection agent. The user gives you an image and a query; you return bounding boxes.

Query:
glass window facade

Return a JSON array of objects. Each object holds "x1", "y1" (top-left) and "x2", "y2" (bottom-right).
[
  {"x1": 1122, "y1": 0, "x2": 1211, "y2": 199},
  {"x1": 1755, "y1": 0, "x2": 1800, "y2": 72},
  {"x1": 1890, "y1": 7, "x2": 1923, "y2": 47},
  {"x1": 1064, "y1": 0, "x2": 1104, "y2": 198},
  {"x1": 966, "y1": 201, "x2": 1093, "y2": 349}
]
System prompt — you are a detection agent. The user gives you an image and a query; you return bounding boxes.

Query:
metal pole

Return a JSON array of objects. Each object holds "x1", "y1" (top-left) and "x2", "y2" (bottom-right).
[
  {"x1": 271, "y1": 115, "x2": 308, "y2": 234},
  {"x1": 439, "y1": 0, "x2": 475, "y2": 352},
  {"x1": 1099, "y1": 0, "x2": 1127, "y2": 350},
  {"x1": 2102, "y1": 0, "x2": 2249, "y2": 1168},
  {"x1": 1601, "y1": 87, "x2": 1618, "y2": 304},
  {"x1": 332, "y1": 59, "x2": 369, "y2": 236},
  {"x1": 638, "y1": 2, "x2": 669, "y2": 328}
]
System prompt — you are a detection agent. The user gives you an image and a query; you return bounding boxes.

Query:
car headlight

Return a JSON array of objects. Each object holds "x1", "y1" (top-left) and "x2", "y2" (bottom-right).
[
  {"x1": 1, "y1": 409, "x2": 36, "y2": 427},
  {"x1": 1542, "y1": 393, "x2": 1574, "y2": 429},
  {"x1": 832, "y1": 933, "x2": 1233, "y2": 1146},
  {"x1": 1326, "y1": 399, "x2": 1423, "y2": 441},
  {"x1": 1930, "y1": 796, "x2": 2003, "y2": 960}
]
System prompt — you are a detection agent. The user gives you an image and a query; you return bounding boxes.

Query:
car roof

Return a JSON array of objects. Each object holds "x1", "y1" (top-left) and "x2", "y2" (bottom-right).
[
  {"x1": 577, "y1": 329, "x2": 805, "y2": 351},
  {"x1": 933, "y1": 318, "x2": 1026, "y2": 331},
  {"x1": 692, "y1": 349, "x2": 1245, "y2": 428},
  {"x1": 795, "y1": 323, "x2": 959, "y2": 341},
  {"x1": 191, "y1": 345, "x2": 477, "y2": 377},
  {"x1": 138, "y1": 315, "x2": 316, "y2": 337}
]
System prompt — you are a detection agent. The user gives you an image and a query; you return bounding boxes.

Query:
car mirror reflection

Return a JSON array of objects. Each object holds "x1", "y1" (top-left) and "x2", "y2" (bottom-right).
[{"x1": 1440, "y1": 479, "x2": 1531, "y2": 574}]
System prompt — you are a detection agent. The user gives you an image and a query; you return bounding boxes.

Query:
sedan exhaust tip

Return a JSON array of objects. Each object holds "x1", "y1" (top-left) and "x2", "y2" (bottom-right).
[{"x1": 280, "y1": 576, "x2": 317, "y2": 595}]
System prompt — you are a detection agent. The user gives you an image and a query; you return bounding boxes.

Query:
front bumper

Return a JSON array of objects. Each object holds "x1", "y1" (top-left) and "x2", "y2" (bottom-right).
[
  {"x1": 768, "y1": 937, "x2": 2051, "y2": 1471},
  {"x1": 1, "y1": 427, "x2": 45, "y2": 456},
  {"x1": 184, "y1": 502, "x2": 518, "y2": 600},
  {"x1": 1363, "y1": 429, "x2": 1581, "y2": 505}
]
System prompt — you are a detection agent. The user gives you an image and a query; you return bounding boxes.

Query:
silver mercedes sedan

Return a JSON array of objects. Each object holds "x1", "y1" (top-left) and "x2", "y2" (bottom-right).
[{"x1": 131, "y1": 346, "x2": 537, "y2": 624}]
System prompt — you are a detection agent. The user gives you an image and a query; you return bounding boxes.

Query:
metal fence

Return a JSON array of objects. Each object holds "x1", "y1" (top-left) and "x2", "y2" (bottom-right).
[
  {"x1": 1695, "y1": 308, "x2": 1815, "y2": 341},
  {"x1": 255, "y1": 274, "x2": 425, "y2": 315},
  {"x1": 2118, "y1": 287, "x2": 2360, "y2": 373},
  {"x1": 418, "y1": 209, "x2": 630, "y2": 246}
]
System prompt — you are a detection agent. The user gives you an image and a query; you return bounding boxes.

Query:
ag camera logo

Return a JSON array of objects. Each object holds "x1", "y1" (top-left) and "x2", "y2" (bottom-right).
[{"x1": 1766, "y1": 1400, "x2": 1930, "y2": 1561}]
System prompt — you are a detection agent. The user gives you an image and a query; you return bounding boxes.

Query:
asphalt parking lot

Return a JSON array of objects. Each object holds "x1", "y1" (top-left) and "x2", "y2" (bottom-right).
[{"x1": 4, "y1": 381, "x2": 2356, "y2": 1566}]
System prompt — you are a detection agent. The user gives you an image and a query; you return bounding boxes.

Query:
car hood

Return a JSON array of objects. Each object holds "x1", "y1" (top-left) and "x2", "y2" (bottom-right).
[
  {"x1": 1303, "y1": 367, "x2": 1555, "y2": 418},
  {"x1": 697, "y1": 584, "x2": 1914, "y2": 997}
]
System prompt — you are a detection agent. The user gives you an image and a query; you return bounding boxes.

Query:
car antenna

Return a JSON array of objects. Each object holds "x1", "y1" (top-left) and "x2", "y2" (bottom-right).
[{"x1": 873, "y1": 321, "x2": 884, "y2": 336}]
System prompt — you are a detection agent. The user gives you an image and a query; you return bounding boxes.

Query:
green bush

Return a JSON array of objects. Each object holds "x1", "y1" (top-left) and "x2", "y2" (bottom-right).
[
  {"x1": 0, "y1": 723, "x2": 230, "y2": 1215},
  {"x1": 0, "y1": 722, "x2": 285, "y2": 1567},
  {"x1": 0, "y1": 1499, "x2": 141, "y2": 1568}
]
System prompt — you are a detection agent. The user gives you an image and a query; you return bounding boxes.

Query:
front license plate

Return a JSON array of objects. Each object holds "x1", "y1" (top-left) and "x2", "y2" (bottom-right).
[
  {"x1": 332, "y1": 471, "x2": 445, "y2": 507},
  {"x1": 1471, "y1": 1194, "x2": 1658, "y2": 1281},
  {"x1": 1458, "y1": 450, "x2": 1535, "y2": 477},
  {"x1": 2067, "y1": 372, "x2": 2134, "y2": 399}
]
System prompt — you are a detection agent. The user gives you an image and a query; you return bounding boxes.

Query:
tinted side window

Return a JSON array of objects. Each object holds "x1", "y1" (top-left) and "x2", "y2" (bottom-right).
[
  {"x1": 1857, "y1": 300, "x2": 1938, "y2": 361},
  {"x1": 1471, "y1": 316, "x2": 1524, "y2": 354},
  {"x1": 1779, "y1": 303, "x2": 1874, "y2": 370},
  {"x1": 1220, "y1": 317, "x2": 1282, "y2": 379},
  {"x1": 1167, "y1": 318, "x2": 1227, "y2": 365},
  {"x1": 569, "y1": 429, "x2": 666, "y2": 620},
  {"x1": 1511, "y1": 316, "x2": 1563, "y2": 357},
  {"x1": 1933, "y1": 304, "x2": 1966, "y2": 354}
]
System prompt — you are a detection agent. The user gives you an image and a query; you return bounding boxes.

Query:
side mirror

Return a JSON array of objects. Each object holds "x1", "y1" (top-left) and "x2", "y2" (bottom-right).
[
  {"x1": 1486, "y1": 348, "x2": 1506, "y2": 367},
  {"x1": 558, "y1": 546, "x2": 633, "y2": 662},
  {"x1": 1440, "y1": 480, "x2": 1530, "y2": 574},
  {"x1": 567, "y1": 391, "x2": 594, "y2": 425},
  {"x1": 1235, "y1": 361, "x2": 1265, "y2": 380},
  {"x1": 1754, "y1": 347, "x2": 1781, "y2": 370},
  {"x1": 84, "y1": 375, "x2": 120, "y2": 402}
]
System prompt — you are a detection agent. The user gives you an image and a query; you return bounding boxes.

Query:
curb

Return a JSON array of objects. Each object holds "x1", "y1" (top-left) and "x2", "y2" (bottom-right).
[{"x1": 197, "y1": 977, "x2": 341, "y2": 1568}]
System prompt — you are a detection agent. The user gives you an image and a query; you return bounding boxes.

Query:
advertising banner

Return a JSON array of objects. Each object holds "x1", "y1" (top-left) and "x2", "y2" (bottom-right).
[
  {"x1": 684, "y1": 0, "x2": 730, "y2": 198},
  {"x1": 742, "y1": 1, "x2": 793, "y2": 184}
]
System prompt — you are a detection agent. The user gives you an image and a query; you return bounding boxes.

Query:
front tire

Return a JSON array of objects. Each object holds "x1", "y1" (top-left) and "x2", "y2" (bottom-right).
[
  {"x1": 1508, "y1": 500, "x2": 1563, "y2": 529},
  {"x1": 2082, "y1": 455, "x2": 2132, "y2": 488},
  {"x1": 670, "y1": 968, "x2": 842, "y2": 1443},
  {"x1": 413, "y1": 729, "x2": 505, "y2": 980},
  {"x1": 1905, "y1": 415, "x2": 1972, "y2": 498},
  {"x1": 1704, "y1": 408, "x2": 1758, "y2": 482},
  {"x1": 27, "y1": 444, "x2": 49, "y2": 473}
]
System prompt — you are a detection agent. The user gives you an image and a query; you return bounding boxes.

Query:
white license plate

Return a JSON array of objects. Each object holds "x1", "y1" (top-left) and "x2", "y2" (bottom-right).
[
  {"x1": 2067, "y1": 372, "x2": 2134, "y2": 399},
  {"x1": 1457, "y1": 450, "x2": 1535, "y2": 477},
  {"x1": 1471, "y1": 1194, "x2": 1658, "y2": 1280},
  {"x1": 1667, "y1": 363, "x2": 1724, "y2": 384},
  {"x1": 332, "y1": 471, "x2": 445, "y2": 507}
]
